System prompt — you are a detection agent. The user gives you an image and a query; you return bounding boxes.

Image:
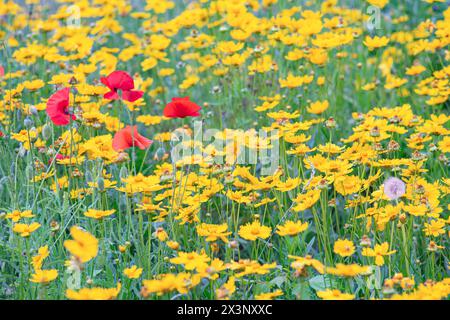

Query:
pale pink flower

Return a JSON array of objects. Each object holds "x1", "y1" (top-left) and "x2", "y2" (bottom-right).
[{"x1": 383, "y1": 177, "x2": 406, "y2": 200}]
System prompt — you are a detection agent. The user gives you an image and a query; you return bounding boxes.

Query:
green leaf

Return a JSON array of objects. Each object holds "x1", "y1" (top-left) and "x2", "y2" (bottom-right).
[
  {"x1": 308, "y1": 275, "x2": 337, "y2": 292},
  {"x1": 270, "y1": 276, "x2": 286, "y2": 288}
]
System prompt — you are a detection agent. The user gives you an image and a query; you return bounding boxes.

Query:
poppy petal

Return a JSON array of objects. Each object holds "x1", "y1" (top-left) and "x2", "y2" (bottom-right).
[
  {"x1": 112, "y1": 126, "x2": 152, "y2": 151},
  {"x1": 112, "y1": 127, "x2": 133, "y2": 151},
  {"x1": 104, "y1": 90, "x2": 120, "y2": 100},
  {"x1": 163, "y1": 97, "x2": 201, "y2": 118},
  {"x1": 122, "y1": 90, "x2": 144, "y2": 102},
  {"x1": 105, "y1": 71, "x2": 135, "y2": 91},
  {"x1": 46, "y1": 87, "x2": 71, "y2": 126}
]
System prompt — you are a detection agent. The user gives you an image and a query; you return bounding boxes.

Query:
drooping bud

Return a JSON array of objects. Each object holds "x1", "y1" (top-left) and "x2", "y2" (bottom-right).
[
  {"x1": 24, "y1": 117, "x2": 33, "y2": 128},
  {"x1": 42, "y1": 123, "x2": 52, "y2": 140}
]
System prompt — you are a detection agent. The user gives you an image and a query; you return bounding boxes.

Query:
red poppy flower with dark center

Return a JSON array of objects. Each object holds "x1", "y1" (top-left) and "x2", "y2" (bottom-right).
[
  {"x1": 163, "y1": 97, "x2": 201, "y2": 118},
  {"x1": 100, "y1": 70, "x2": 143, "y2": 102},
  {"x1": 46, "y1": 87, "x2": 75, "y2": 126},
  {"x1": 112, "y1": 125, "x2": 153, "y2": 152}
]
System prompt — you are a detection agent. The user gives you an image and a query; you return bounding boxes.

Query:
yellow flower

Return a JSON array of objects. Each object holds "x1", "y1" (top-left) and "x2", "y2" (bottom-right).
[
  {"x1": 326, "y1": 263, "x2": 371, "y2": 277},
  {"x1": 196, "y1": 258, "x2": 226, "y2": 280},
  {"x1": 276, "y1": 220, "x2": 309, "y2": 237},
  {"x1": 13, "y1": 222, "x2": 41, "y2": 237},
  {"x1": 423, "y1": 219, "x2": 446, "y2": 237},
  {"x1": 228, "y1": 260, "x2": 277, "y2": 278},
  {"x1": 333, "y1": 239, "x2": 356, "y2": 257},
  {"x1": 123, "y1": 265, "x2": 143, "y2": 279},
  {"x1": 216, "y1": 277, "x2": 236, "y2": 300},
  {"x1": 363, "y1": 36, "x2": 390, "y2": 50},
  {"x1": 362, "y1": 242, "x2": 396, "y2": 266},
  {"x1": 317, "y1": 289, "x2": 355, "y2": 300},
  {"x1": 83, "y1": 209, "x2": 116, "y2": 220},
  {"x1": 170, "y1": 251, "x2": 210, "y2": 271},
  {"x1": 255, "y1": 289, "x2": 283, "y2": 300},
  {"x1": 196, "y1": 223, "x2": 231, "y2": 242},
  {"x1": 238, "y1": 220, "x2": 272, "y2": 241},
  {"x1": 406, "y1": 65, "x2": 426, "y2": 76},
  {"x1": 22, "y1": 79, "x2": 45, "y2": 91},
  {"x1": 366, "y1": 0, "x2": 389, "y2": 9},
  {"x1": 334, "y1": 175, "x2": 362, "y2": 196},
  {"x1": 154, "y1": 227, "x2": 169, "y2": 241},
  {"x1": 217, "y1": 41, "x2": 244, "y2": 54},
  {"x1": 438, "y1": 136, "x2": 450, "y2": 153},
  {"x1": 66, "y1": 283, "x2": 121, "y2": 300},
  {"x1": 166, "y1": 240, "x2": 180, "y2": 250},
  {"x1": 64, "y1": 226, "x2": 99, "y2": 263},
  {"x1": 30, "y1": 269, "x2": 58, "y2": 284},
  {"x1": 279, "y1": 73, "x2": 313, "y2": 88},
  {"x1": 275, "y1": 177, "x2": 302, "y2": 192},
  {"x1": 6, "y1": 210, "x2": 34, "y2": 222},
  {"x1": 289, "y1": 255, "x2": 325, "y2": 274},
  {"x1": 32, "y1": 245, "x2": 49, "y2": 271},
  {"x1": 292, "y1": 189, "x2": 321, "y2": 212},
  {"x1": 307, "y1": 100, "x2": 329, "y2": 114},
  {"x1": 141, "y1": 273, "x2": 201, "y2": 297}
]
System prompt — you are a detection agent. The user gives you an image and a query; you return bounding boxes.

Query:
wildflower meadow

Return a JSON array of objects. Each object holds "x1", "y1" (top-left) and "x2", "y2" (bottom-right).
[{"x1": 0, "y1": 0, "x2": 449, "y2": 301}]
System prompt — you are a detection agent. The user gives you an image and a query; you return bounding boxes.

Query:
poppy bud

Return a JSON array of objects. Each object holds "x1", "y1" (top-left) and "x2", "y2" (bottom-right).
[
  {"x1": 24, "y1": 117, "x2": 33, "y2": 128},
  {"x1": 29, "y1": 105, "x2": 38, "y2": 115},
  {"x1": 42, "y1": 124, "x2": 52, "y2": 140}
]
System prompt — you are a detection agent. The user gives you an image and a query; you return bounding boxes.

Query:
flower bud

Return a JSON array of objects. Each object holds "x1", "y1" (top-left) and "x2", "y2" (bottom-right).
[
  {"x1": 24, "y1": 117, "x2": 33, "y2": 128},
  {"x1": 42, "y1": 124, "x2": 52, "y2": 140}
]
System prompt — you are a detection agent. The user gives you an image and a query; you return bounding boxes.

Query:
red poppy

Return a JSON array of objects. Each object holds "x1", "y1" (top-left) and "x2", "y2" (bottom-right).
[
  {"x1": 46, "y1": 87, "x2": 75, "y2": 126},
  {"x1": 100, "y1": 70, "x2": 143, "y2": 102},
  {"x1": 0, "y1": 65, "x2": 4, "y2": 78},
  {"x1": 112, "y1": 125, "x2": 153, "y2": 152},
  {"x1": 163, "y1": 97, "x2": 201, "y2": 118}
]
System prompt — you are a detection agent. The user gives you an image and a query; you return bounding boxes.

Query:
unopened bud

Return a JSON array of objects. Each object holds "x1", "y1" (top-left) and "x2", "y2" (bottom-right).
[{"x1": 42, "y1": 124, "x2": 52, "y2": 140}]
